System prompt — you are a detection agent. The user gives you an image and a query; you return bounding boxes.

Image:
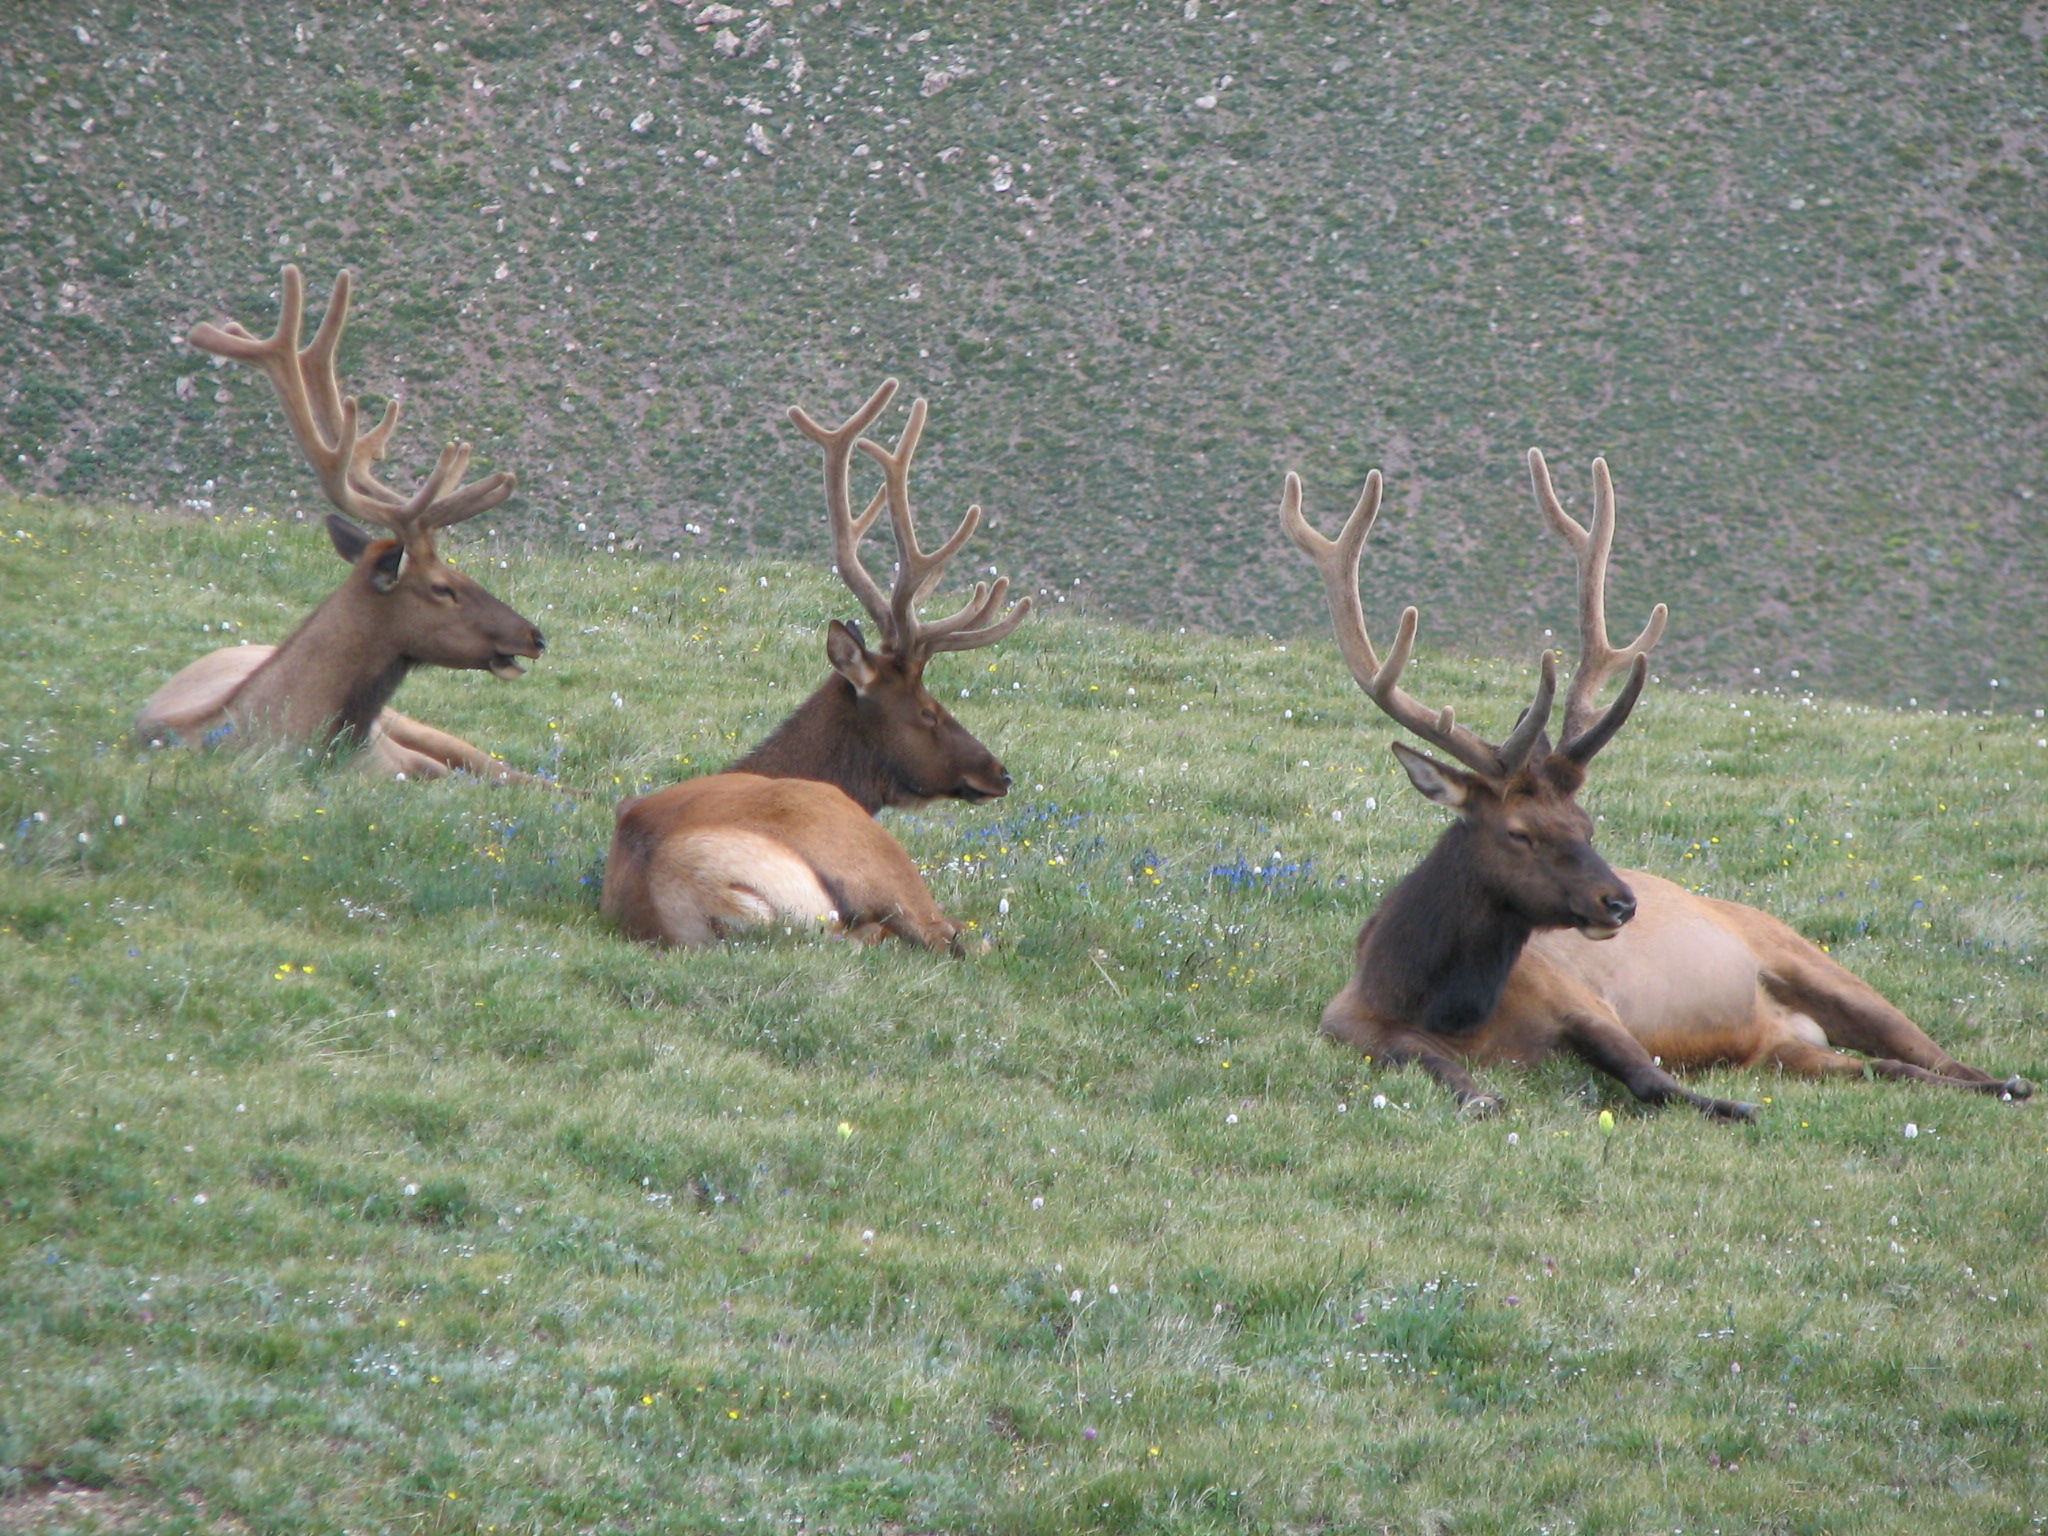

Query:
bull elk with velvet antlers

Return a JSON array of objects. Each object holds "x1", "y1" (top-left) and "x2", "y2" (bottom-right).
[
  {"x1": 1281, "y1": 449, "x2": 2032, "y2": 1120},
  {"x1": 138, "y1": 266, "x2": 547, "y2": 782},
  {"x1": 602, "y1": 379, "x2": 1029, "y2": 951}
]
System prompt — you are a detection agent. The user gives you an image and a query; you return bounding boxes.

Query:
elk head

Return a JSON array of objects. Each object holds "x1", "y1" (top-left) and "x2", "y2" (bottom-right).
[
  {"x1": 1280, "y1": 450, "x2": 1667, "y2": 942},
  {"x1": 772, "y1": 379, "x2": 1031, "y2": 810},
  {"x1": 188, "y1": 265, "x2": 546, "y2": 681}
]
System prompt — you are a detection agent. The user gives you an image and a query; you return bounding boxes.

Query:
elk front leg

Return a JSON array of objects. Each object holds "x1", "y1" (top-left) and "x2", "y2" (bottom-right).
[
  {"x1": 824, "y1": 837, "x2": 978, "y2": 954},
  {"x1": 1320, "y1": 1005, "x2": 1507, "y2": 1117},
  {"x1": 1561, "y1": 1013, "x2": 1759, "y2": 1122},
  {"x1": 375, "y1": 709, "x2": 543, "y2": 784},
  {"x1": 879, "y1": 902, "x2": 977, "y2": 954},
  {"x1": 839, "y1": 908, "x2": 966, "y2": 951}
]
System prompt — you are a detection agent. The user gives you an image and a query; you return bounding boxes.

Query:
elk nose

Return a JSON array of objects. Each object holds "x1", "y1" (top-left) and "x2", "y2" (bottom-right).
[
  {"x1": 530, "y1": 627, "x2": 547, "y2": 654},
  {"x1": 1603, "y1": 892, "x2": 1637, "y2": 926}
]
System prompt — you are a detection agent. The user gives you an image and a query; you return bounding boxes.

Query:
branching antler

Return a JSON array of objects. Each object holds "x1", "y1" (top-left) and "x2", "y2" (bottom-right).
[
  {"x1": 1280, "y1": 470, "x2": 1555, "y2": 779},
  {"x1": 1526, "y1": 449, "x2": 1667, "y2": 763},
  {"x1": 787, "y1": 378, "x2": 895, "y2": 635},
  {"x1": 187, "y1": 265, "x2": 514, "y2": 540},
  {"x1": 789, "y1": 379, "x2": 1031, "y2": 661}
]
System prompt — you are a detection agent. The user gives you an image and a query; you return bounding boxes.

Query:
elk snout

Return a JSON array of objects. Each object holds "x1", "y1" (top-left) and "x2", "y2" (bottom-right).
[
  {"x1": 1579, "y1": 886, "x2": 1637, "y2": 941},
  {"x1": 955, "y1": 758, "x2": 1013, "y2": 803},
  {"x1": 488, "y1": 624, "x2": 547, "y2": 681}
]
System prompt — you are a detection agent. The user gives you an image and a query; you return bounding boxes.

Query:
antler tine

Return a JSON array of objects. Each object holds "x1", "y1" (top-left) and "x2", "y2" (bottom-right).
[
  {"x1": 920, "y1": 577, "x2": 1034, "y2": 654},
  {"x1": 854, "y1": 393, "x2": 1028, "y2": 659},
  {"x1": 189, "y1": 265, "x2": 517, "y2": 539},
  {"x1": 788, "y1": 379, "x2": 900, "y2": 637},
  {"x1": 1280, "y1": 470, "x2": 1548, "y2": 778},
  {"x1": 189, "y1": 267, "x2": 396, "y2": 527},
  {"x1": 1527, "y1": 449, "x2": 1668, "y2": 754},
  {"x1": 414, "y1": 442, "x2": 518, "y2": 530},
  {"x1": 295, "y1": 267, "x2": 384, "y2": 496}
]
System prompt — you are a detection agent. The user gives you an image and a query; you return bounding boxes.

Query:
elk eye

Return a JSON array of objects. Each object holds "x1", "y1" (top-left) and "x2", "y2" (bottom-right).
[
  {"x1": 432, "y1": 583, "x2": 457, "y2": 599},
  {"x1": 1506, "y1": 828, "x2": 1536, "y2": 847},
  {"x1": 920, "y1": 709, "x2": 939, "y2": 727}
]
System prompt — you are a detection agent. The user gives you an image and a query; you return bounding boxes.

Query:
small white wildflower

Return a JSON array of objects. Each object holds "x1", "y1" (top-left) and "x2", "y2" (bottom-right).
[
  {"x1": 1903, "y1": 1123, "x2": 1919, "y2": 1140},
  {"x1": 404, "y1": 1183, "x2": 419, "y2": 1196},
  {"x1": 1371, "y1": 1093, "x2": 1388, "y2": 1110},
  {"x1": 1225, "y1": 1113, "x2": 1238, "y2": 1124},
  {"x1": 1030, "y1": 1196, "x2": 1043, "y2": 1210}
]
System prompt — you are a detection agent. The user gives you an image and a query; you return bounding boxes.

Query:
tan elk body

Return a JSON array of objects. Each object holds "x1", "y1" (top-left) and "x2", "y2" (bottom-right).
[
  {"x1": 603, "y1": 380, "x2": 1028, "y2": 951},
  {"x1": 138, "y1": 267, "x2": 546, "y2": 782},
  {"x1": 1284, "y1": 451, "x2": 2031, "y2": 1119}
]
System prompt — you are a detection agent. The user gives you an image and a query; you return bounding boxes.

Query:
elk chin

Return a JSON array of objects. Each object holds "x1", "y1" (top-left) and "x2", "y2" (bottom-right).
[
  {"x1": 488, "y1": 654, "x2": 530, "y2": 680},
  {"x1": 952, "y1": 768, "x2": 1012, "y2": 804},
  {"x1": 1576, "y1": 920, "x2": 1625, "y2": 942}
]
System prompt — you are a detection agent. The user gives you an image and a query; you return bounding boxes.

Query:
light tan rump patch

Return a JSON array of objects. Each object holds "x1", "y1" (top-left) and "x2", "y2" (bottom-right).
[
  {"x1": 136, "y1": 644, "x2": 276, "y2": 739},
  {"x1": 646, "y1": 828, "x2": 837, "y2": 947}
]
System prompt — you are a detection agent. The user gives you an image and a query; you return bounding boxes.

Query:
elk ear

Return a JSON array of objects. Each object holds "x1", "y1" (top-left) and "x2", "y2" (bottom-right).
[
  {"x1": 1390, "y1": 740, "x2": 1480, "y2": 811},
  {"x1": 366, "y1": 539, "x2": 407, "y2": 593},
  {"x1": 326, "y1": 513, "x2": 374, "y2": 564},
  {"x1": 826, "y1": 619, "x2": 880, "y2": 692}
]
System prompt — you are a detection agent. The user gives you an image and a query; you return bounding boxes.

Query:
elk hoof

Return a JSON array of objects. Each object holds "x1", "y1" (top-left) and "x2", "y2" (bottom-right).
[
  {"x1": 2000, "y1": 1075, "x2": 2034, "y2": 1101},
  {"x1": 1712, "y1": 1099, "x2": 1761, "y2": 1123},
  {"x1": 1459, "y1": 1093, "x2": 1506, "y2": 1120}
]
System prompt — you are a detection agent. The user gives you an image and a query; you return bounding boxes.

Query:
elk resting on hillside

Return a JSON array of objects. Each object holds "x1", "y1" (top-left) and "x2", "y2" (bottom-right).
[
  {"x1": 602, "y1": 379, "x2": 1030, "y2": 950},
  {"x1": 138, "y1": 266, "x2": 547, "y2": 782},
  {"x1": 1281, "y1": 450, "x2": 2032, "y2": 1119}
]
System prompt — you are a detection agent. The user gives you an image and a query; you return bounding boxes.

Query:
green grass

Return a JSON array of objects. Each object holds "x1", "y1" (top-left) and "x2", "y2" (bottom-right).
[{"x1": 3, "y1": 496, "x2": 2045, "y2": 1534}]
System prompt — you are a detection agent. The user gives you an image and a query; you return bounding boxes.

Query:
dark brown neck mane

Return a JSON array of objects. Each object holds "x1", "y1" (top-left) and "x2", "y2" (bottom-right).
[
  {"x1": 1357, "y1": 821, "x2": 1537, "y2": 1037},
  {"x1": 729, "y1": 677, "x2": 897, "y2": 815},
  {"x1": 232, "y1": 577, "x2": 416, "y2": 745}
]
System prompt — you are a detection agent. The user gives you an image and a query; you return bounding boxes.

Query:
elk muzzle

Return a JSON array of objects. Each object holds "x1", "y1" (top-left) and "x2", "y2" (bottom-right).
[
  {"x1": 1577, "y1": 883, "x2": 1637, "y2": 941},
  {"x1": 489, "y1": 625, "x2": 546, "y2": 680},
  {"x1": 952, "y1": 757, "x2": 1012, "y2": 803}
]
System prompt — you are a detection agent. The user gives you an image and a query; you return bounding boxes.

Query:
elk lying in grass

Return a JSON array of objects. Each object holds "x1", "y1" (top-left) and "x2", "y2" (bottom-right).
[
  {"x1": 1282, "y1": 450, "x2": 2032, "y2": 1120},
  {"x1": 138, "y1": 266, "x2": 547, "y2": 782},
  {"x1": 603, "y1": 379, "x2": 1029, "y2": 951}
]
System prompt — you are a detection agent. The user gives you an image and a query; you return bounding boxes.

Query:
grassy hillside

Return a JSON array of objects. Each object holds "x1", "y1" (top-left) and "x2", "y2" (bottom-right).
[
  {"x1": 3, "y1": 3, "x2": 2047, "y2": 711},
  {"x1": 2, "y1": 496, "x2": 2045, "y2": 1533}
]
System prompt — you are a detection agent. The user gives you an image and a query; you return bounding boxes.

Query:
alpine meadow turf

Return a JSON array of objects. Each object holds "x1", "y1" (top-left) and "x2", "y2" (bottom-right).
[{"x1": 2, "y1": 498, "x2": 2044, "y2": 1534}]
